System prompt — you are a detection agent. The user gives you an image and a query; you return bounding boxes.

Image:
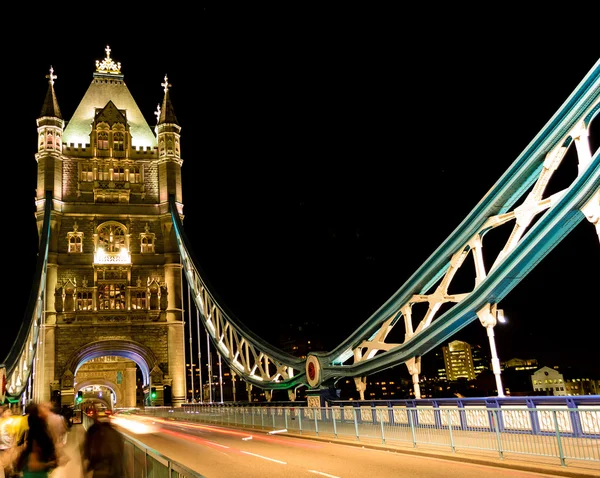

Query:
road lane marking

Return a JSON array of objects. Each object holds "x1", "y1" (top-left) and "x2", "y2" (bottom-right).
[
  {"x1": 205, "y1": 441, "x2": 229, "y2": 448},
  {"x1": 242, "y1": 436, "x2": 253, "y2": 441},
  {"x1": 267, "y1": 429, "x2": 288, "y2": 435},
  {"x1": 241, "y1": 451, "x2": 287, "y2": 464},
  {"x1": 308, "y1": 471, "x2": 339, "y2": 478}
]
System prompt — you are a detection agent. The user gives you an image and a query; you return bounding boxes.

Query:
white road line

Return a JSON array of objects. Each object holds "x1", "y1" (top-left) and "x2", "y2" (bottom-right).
[
  {"x1": 307, "y1": 470, "x2": 340, "y2": 478},
  {"x1": 205, "y1": 441, "x2": 229, "y2": 448},
  {"x1": 267, "y1": 429, "x2": 288, "y2": 435},
  {"x1": 242, "y1": 436, "x2": 253, "y2": 441},
  {"x1": 241, "y1": 451, "x2": 287, "y2": 464}
]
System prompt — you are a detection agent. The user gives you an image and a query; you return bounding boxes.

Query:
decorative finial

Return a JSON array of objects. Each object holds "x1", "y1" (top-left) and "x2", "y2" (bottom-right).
[
  {"x1": 154, "y1": 104, "x2": 161, "y2": 123},
  {"x1": 73, "y1": 221, "x2": 79, "y2": 232},
  {"x1": 46, "y1": 66, "x2": 57, "y2": 86},
  {"x1": 96, "y1": 45, "x2": 122, "y2": 74},
  {"x1": 161, "y1": 74, "x2": 171, "y2": 93},
  {"x1": 145, "y1": 223, "x2": 150, "y2": 233}
]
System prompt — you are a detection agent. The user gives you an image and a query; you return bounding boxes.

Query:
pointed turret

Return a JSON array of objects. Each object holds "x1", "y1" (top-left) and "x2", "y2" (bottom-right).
[
  {"x1": 36, "y1": 66, "x2": 65, "y2": 202},
  {"x1": 39, "y1": 66, "x2": 62, "y2": 119},
  {"x1": 156, "y1": 75, "x2": 183, "y2": 205},
  {"x1": 158, "y1": 75, "x2": 179, "y2": 126}
]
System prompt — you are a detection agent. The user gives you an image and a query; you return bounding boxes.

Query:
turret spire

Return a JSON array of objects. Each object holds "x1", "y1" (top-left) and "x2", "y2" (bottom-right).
[
  {"x1": 39, "y1": 66, "x2": 62, "y2": 119},
  {"x1": 158, "y1": 74, "x2": 179, "y2": 125}
]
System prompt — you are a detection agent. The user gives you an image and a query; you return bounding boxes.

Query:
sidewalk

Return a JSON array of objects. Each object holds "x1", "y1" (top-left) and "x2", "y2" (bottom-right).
[{"x1": 50, "y1": 424, "x2": 86, "y2": 478}]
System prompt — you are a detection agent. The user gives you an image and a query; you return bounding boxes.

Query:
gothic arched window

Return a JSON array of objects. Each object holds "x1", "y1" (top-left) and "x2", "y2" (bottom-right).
[{"x1": 98, "y1": 132, "x2": 109, "y2": 150}]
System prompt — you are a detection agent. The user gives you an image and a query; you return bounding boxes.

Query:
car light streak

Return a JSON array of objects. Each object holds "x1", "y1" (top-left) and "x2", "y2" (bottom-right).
[
  {"x1": 135, "y1": 414, "x2": 321, "y2": 449},
  {"x1": 241, "y1": 451, "x2": 287, "y2": 464}
]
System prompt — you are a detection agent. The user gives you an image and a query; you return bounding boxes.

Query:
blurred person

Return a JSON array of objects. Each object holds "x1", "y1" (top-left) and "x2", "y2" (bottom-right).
[
  {"x1": 0, "y1": 406, "x2": 26, "y2": 478},
  {"x1": 38, "y1": 403, "x2": 68, "y2": 468},
  {"x1": 15, "y1": 402, "x2": 57, "y2": 478},
  {"x1": 0, "y1": 406, "x2": 16, "y2": 478},
  {"x1": 81, "y1": 408, "x2": 126, "y2": 478}
]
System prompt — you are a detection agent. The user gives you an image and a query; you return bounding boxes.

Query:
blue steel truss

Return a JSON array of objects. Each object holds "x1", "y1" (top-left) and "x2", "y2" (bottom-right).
[
  {"x1": 2, "y1": 58, "x2": 599, "y2": 402},
  {"x1": 172, "y1": 57, "x2": 600, "y2": 393}
]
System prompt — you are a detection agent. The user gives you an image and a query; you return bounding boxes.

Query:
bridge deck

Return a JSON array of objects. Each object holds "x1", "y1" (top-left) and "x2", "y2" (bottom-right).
[{"x1": 47, "y1": 421, "x2": 599, "y2": 478}]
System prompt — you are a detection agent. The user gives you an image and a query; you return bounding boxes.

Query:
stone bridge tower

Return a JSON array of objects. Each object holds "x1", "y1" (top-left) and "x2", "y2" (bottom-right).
[{"x1": 33, "y1": 46, "x2": 186, "y2": 408}]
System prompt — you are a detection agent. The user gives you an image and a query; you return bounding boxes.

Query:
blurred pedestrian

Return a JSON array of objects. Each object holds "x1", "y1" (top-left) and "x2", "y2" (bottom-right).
[
  {"x1": 0, "y1": 406, "x2": 26, "y2": 478},
  {"x1": 81, "y1": 408, "x2": 126, "y2": 477},
  {"x1": 38, "y1": 403, "x2": 68, "y2": 468},
  {"x1": 15, "y1": 402, "x2": 57, "y2": 478},
  {"x1": 0, "y1": 406, "x2": 16, "y2": 478}
]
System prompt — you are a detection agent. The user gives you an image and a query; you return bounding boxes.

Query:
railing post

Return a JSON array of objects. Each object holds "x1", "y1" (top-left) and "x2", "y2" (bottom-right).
[
  {"x1": 299, "y1": 408, "x2": 303, "y2": 434},
  {"x1": 332, "y1": 408, "x2": 338, "y2": 439},
  {"x1": 552, "y1": 409, "x2": 567, "y2": 467},
  {"x1": 284, "y1": 407, "x2": 288, "y2": 430},
  {"x1": 314, "y1": 408, "x2": 319, "y2": 437},
  {"x1": 447, "y1": 408, "x2": 455, "y2": 452},
  {"x1": 492, "y1": 408, "x2": 504, "y2": 459},
  {"x1": 272, "y1": 408, "x2": 276, "y2": 429},
  {"x1": 353, "y1": 407, "x2": 360, "y2": 441},
  {"x1": 408, "y1": 407, "x2": 417, "y2": 448},
  {"x1": 379, "y1": 408, "x2": 386, "y2": 445}
]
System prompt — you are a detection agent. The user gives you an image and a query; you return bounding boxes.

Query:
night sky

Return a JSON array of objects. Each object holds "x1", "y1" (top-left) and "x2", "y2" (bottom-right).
[{"x1": 1, "y1": 8, "x2": 598, "y2": 378}]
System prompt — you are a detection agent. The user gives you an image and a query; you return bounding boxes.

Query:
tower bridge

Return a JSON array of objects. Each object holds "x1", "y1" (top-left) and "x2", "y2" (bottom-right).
[{"x1": 0, "y1": 48, "x2": 598, "y2": 409}]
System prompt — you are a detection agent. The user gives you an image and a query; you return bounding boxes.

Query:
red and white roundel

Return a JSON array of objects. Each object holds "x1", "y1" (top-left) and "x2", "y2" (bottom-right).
[
  {"x1": 305, "y1": 355, "x2": 321, "y2": 388},
  {"x1": 0, "y1": 367, "x2": 6, "y2": 404}
]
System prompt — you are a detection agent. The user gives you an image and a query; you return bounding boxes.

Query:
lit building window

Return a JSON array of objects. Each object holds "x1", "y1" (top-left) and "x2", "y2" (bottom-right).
[
  {"x1": 98, "y1": 131, "x2": 109, "y2": 150},
  {"x1": 113, "y1": 132, "x2": 124, "y2": 151},
  {"x1": 140, "y1": 223, "x2": 155, "y2": 254},
  {"x1": 67, "y1": 222, "x2": 84, "y2": 253}
]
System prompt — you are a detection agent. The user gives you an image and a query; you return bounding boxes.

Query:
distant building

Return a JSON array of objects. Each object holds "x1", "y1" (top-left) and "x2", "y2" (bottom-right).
[
  {"x1": 471, "y1": 344, "x2": 491, "y2": 376},
  {"x1": 503, "y1": 357, "x2": 538, "y2": 371},
  {"x1": 442, "y1": 340, "x2": 476, "y2": 381},
  {"x1": 531, "y1": 366, "x2": 566, "y2": 396},
  {"x1": 564, "y1": 377, "x2": 599, "y2": 395}
]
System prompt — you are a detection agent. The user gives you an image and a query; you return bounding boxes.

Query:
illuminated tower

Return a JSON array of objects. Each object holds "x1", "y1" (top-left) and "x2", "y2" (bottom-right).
[{"x1": 33, "y1": 46, "x2": 187, "y2": 408}]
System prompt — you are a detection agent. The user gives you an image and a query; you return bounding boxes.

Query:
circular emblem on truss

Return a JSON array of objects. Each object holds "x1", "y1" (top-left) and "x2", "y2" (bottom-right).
[{"x1": 305, "y1": 355, "x2": 321, "y2": 388}]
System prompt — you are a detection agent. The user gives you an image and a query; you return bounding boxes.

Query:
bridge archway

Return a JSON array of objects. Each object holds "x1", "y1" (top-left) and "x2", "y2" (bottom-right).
[
  {"x1": 65, "y1": 339, "x2": 157, "y2": 385},
  {"x1": 61, "y1": 339, "x2": 163, "y2": 408},
  {"x1": 75, "y1": 378, "x2": 118, "y2": 410}
]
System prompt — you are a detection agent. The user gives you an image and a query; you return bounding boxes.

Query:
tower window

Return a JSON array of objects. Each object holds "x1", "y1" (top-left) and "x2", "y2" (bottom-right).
[
  {"x1": 113, "y1": 132, "x2": 124, "y2": 151},
  {"x1": 77, "y1": 291, "x2": 93, "y2": 311},
  {"x1": 140, "y1": 223, "x2": 155, "y2": 253},
  {"x1": 114, "y1": 166, "x2": 125, "y2": 181},
  {"x1": 98, "y1": 132, "x2": 109, "y2": 150},
  {"x1": 97, "y1": 283, "x2": 126, "y2": 310},
  {"x1": 67, "y1": 222, "x2": 84, "y2": 253},
  {"x1": 130, "y1": 165, "x2": 141, "y2": 184},
  {"x1": 80, "y1": 163, "x2": 94, "y2": 182}
]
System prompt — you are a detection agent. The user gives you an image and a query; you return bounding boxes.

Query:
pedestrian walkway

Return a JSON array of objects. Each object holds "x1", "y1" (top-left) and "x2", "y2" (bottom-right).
[{"x1": 50, "y1": 424, "x2": 86, "y2": 478}]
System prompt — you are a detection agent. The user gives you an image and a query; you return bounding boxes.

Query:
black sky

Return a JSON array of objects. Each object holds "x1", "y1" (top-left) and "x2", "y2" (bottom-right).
[{"x1": 1, "y1": 7, "x2": 598, "y2": 377}]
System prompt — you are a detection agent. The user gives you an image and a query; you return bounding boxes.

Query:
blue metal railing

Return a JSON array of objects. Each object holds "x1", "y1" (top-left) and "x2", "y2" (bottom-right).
[{"x1": 142, "y1": 398, "x2": 600, "y2": 468}]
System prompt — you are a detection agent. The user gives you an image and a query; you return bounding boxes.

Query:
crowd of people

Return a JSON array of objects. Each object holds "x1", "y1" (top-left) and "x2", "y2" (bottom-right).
[{"x1": 0, "y1": 402, "x2": 124, "y2": 478}]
